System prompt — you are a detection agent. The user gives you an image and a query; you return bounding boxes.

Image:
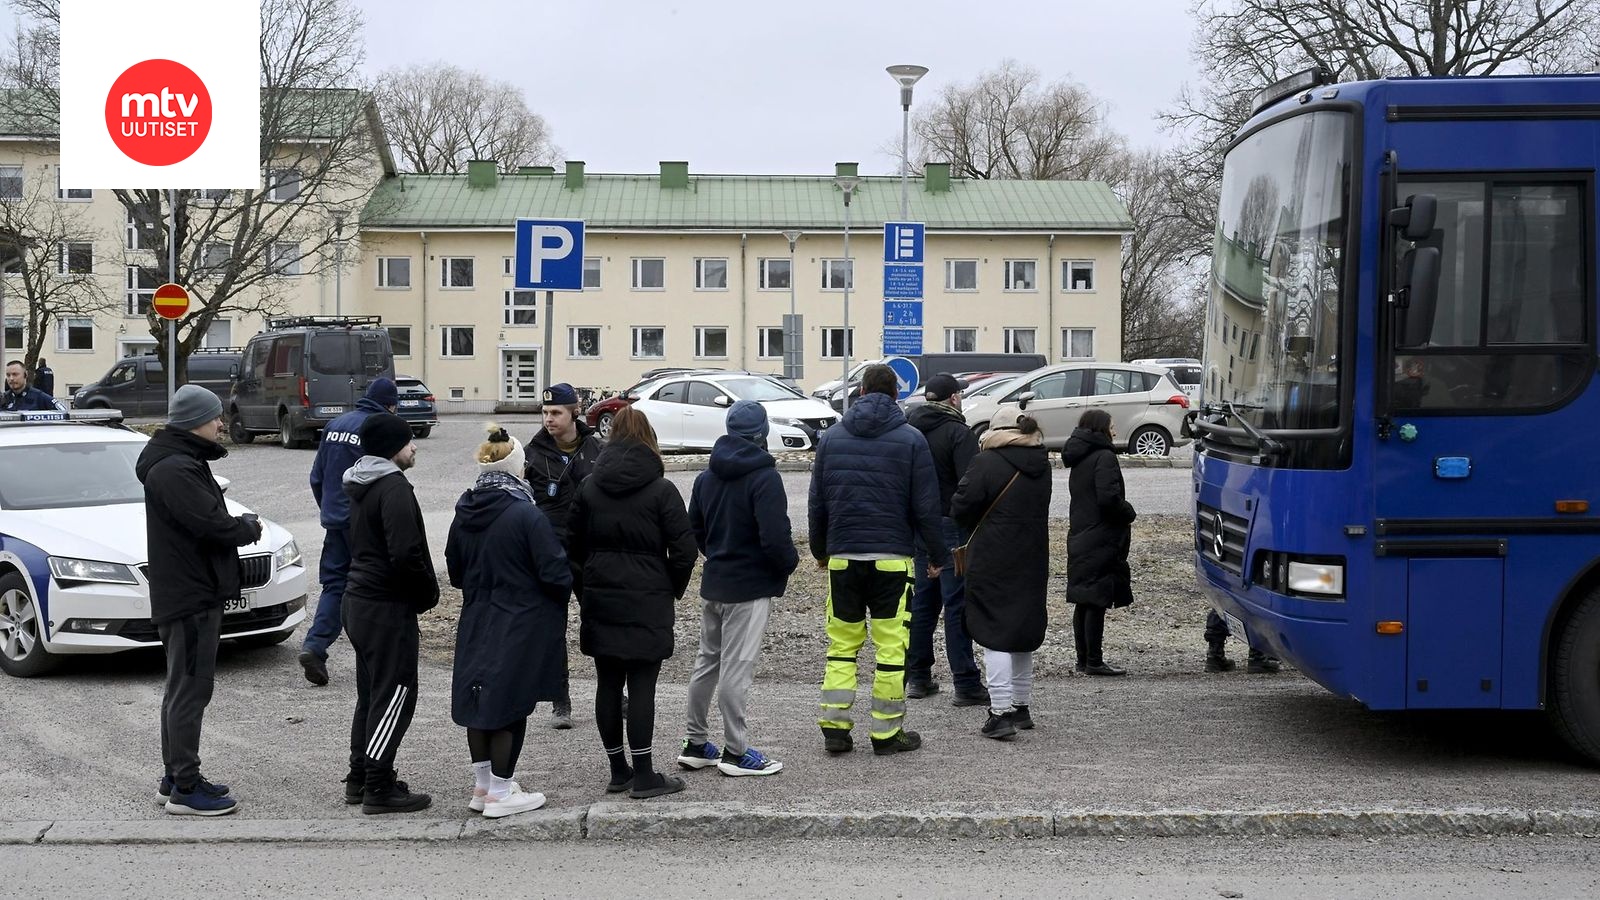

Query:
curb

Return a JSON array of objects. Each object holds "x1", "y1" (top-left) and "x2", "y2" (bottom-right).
[{"x1": 7, "y1": 806, "x2": 1597, "y2": 845}]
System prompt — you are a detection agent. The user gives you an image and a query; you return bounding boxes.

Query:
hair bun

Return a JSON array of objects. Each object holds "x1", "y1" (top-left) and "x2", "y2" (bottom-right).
[{"x1": 484, "y1": 422, "x2": 510, "y2": 443}]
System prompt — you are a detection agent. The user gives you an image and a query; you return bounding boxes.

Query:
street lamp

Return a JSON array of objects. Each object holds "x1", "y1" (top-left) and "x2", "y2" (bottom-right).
[
  {"x1": 781, "y1": 229, "x2": 802, "y2": 380},
  {"x1": 331, "y1": 210, "x2": 347, "y2": 317},
  {"x1": 834, "y1": 176, "x2": 861, "y2": 412},
  {"x1": 886, "y1": 64, "x2": 928, "y2": 219}
]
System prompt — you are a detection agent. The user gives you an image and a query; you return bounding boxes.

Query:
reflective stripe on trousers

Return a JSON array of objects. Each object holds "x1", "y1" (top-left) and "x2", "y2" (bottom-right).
[{"x1": 817, "y1": 557, "x2": 913, "y2": 741}]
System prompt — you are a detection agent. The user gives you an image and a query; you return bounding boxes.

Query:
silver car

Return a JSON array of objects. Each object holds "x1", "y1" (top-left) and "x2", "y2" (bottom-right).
[{"x1": 962, "y1": 362, "x2": 1193, "y2": 456}]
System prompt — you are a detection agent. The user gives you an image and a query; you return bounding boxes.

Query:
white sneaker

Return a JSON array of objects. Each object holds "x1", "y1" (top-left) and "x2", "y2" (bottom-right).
[
  {"x1": 482, "y1": 783, "x2": 547, "y2": 819},
  {"x1": 468, "y1": 787, "x2": 487, "y2": 813}
]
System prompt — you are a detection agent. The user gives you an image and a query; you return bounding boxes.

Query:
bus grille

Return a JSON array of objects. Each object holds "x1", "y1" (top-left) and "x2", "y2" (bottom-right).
[{"x1": 1197, "y1": 503, "x2": 1249, "y2": 576}]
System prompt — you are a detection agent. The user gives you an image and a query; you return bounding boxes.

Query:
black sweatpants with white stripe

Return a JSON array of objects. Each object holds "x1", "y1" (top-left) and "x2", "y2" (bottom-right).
[{"x1": 343, "y1": 597, "x2": 419, "y2": 792}]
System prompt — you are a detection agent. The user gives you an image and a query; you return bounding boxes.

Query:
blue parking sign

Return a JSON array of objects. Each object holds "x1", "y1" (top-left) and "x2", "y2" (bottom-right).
[
  {"x1": 883, "y1": 222, "x2": 924, "y2": 263},
  {"x1": 514, "y1": 219, "x2": 585, "y2": 290}
]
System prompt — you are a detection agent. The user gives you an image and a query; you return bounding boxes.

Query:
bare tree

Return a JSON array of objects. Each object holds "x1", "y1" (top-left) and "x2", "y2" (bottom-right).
[
  {"x1": 1118, "y1": 150, "x2": 1207, "y2": 360},
  {"x1": 376, "y1": 62, "x2": 558, "y2": 173}
]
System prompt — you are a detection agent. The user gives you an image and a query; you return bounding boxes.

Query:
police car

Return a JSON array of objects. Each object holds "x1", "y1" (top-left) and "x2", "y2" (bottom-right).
[{"x1": 0, "y1": 410, "x2": 308, "y2": 677}]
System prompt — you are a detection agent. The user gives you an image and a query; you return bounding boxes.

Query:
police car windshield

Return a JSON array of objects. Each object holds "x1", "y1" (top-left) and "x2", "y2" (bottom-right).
[{"x1": 0, "y1": 441, "x2": 145, "y2": 510}]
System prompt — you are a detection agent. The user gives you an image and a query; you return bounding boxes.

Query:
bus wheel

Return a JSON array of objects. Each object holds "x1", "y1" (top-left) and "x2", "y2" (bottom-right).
[{"x1": 1550, "y1": 587, "x2": 1600, "y2": 765}]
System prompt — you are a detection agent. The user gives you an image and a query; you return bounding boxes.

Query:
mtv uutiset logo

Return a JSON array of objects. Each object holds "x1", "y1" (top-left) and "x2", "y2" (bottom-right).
[{"x1": 60, "y1": 1, "x2": 259, "y2": 189}]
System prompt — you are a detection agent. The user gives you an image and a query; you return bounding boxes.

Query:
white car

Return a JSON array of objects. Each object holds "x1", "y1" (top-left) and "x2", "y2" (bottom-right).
[
  {"x1": 962, "y1": 362, "x2": 1194, "y2": 456},
  {"x1": 632, "y1": 373, "x2": 840, "y2": 451},
  {"x1": 0, "y1": 410, "x2": 308, "y2": 677}
]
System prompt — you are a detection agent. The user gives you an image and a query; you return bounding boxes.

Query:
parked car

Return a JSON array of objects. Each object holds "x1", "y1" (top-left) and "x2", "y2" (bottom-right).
[
  {"x1": 812, "y1": 353, "x2": 1048, "y2": 412},
  {"x1": 584, "y1": 377, "x2": 659, "y2": 440},
  {"x1": 228, "y1": 316, "x2": 395, "y2": 449},
  {"x1": 631, "y1": 372, "x2": 839, "y2": 451},
  {"x1": 1132, "y1": 357, "x2": 1203, "y2": 406},
  {"x1": 962, "y1": 362, "x2": 1192, "y2": 456},
  {"x1": 394, "y1": 375, "x2": 437, "y2": 438},
  {"x1": 0, "y1": 410, "x2": 309, "y2": 677},
  {"x1": 72, "y1": 349, "x2": 241, "y2": 417},
  {"x1": 899, "y1": 371, "x2": 1017, "y2": 412}
]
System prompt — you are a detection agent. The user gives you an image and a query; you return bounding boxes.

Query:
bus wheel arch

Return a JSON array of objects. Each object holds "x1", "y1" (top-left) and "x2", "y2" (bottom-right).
[{"x1": 1547, "y1": 567, "x2": 1600, "y2": 766}]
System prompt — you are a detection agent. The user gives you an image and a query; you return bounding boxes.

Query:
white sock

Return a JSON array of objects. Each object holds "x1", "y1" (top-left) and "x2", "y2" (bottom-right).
[
  {"x1": 472, "y1": 761, "x2": 492, "y2": 793},
  {"x1": 489, "y1": 773, "x2": 513, "y2": 801}
]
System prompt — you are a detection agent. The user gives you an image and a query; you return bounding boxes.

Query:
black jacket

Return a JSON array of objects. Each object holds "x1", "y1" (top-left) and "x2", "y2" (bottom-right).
[
  {"x1": 524, "y1": 421, "x2": 603, "y2": 545},
  {"x1": 569, "y1": 441, "x2": 697, "y2": 662},
  {"x1": 342, "y1": 458, "x2": 440, "y2": 613},
  {"x1": 135, "y1": 427, "x2": 260, "y2": 625},
  {"x1": 447, "y1": 474, "x2": 573, "y2": 729},
  {"x1": 34, "y1": 366, "x2": 53, "y2": 396},
  {"x1": 906, "y1": 401, "x2": 979, "y2": 516},
  {"x1": 1062, "y1": 428, "x2": 1136, "y2": 610},
  {"x1": 689, "y1": 435, "x2": 798, "y2": 603},
  {"x1": 2, "y1": 386, "x2": 54, "y2": 411},
  {"x1": 950, "y1": 440, "x2": 1052, "y2": 652}
]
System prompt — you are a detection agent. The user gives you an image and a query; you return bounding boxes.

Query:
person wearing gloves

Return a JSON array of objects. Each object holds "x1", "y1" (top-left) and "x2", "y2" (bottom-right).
[
  {"x1": 678, "y1": 400, "x2": 797, "y2": 777},
  {"x1": 446, "y1": 424, "x2": 573, "y2": 818},
  {"x1": 1061, "y1": 408, "x2": 1136, "y2": 677},
  {"x1": 949, "y1": 405, "x2": 1052, "y2": 740},
  {"x1": 136, "y1": 384, "x2": 264, "y2": 816}
]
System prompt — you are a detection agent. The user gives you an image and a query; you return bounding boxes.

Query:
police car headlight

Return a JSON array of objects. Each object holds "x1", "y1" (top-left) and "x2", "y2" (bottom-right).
[
  {"x1": 274, "y1": 540, "x2": 303, "y2": 571},
  {"x1": 1287, "y1": 561, "x2": 1344, "y2": 596},
  {"x1": 48, "y1": 557, "x2": 138, "y2": 585}
]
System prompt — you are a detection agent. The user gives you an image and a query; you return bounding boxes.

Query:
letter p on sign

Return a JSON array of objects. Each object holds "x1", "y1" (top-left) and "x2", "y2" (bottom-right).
[{"x1": 514, "y1": 219, "x2": 585, "y2": 291}]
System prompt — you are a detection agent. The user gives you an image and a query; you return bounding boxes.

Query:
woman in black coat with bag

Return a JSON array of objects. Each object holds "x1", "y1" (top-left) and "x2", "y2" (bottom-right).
[
  {"x1": 569, "y1": 406, "x2": 698, "y2": 799},
  {"x1": 950, "y1": 405, "x2": 1052, "y2": 740},
  {"x1": 446, "y1": 425, "x2": 573, "y2": 819},
  {"x1": 1062, "y1": 409, "x2": 1136, "y2": 676}
]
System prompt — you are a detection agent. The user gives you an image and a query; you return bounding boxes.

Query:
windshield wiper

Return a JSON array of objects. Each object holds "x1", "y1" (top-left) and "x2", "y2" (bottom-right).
[{"x1": 1199, "y1": 401, "x2": 1283, "y2": 456}]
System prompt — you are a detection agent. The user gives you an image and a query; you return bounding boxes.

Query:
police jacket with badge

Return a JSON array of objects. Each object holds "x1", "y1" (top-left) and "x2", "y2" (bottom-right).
[
  {"x1": 309, "y1": 396, "x2": 391, "y2": 529},
  {"x1": 525, "y1": 420, "x2": 602, "y2": 543},
  {"x1": 2, "y1": 386, "x2": 55, "y2": 412}
]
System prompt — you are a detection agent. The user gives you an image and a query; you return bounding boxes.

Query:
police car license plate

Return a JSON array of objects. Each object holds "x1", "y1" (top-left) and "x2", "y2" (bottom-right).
[{"x1": 223, "y1": 595, "x2": 251, "y2": 615}]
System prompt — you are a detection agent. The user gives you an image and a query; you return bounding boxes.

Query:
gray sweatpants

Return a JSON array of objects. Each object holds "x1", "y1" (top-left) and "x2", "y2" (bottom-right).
[
  {"x1": 157, "y1": 605, "x2": 223, "y2": 789},
  {"x1": 684, "y1": 597, "x2": 773, "y2": 756}
]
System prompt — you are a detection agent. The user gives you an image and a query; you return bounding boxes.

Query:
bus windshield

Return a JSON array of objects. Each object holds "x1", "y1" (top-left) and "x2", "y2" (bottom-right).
[{"x1": 1205, "y1": 109, "x2": 1351, "y2": 439}]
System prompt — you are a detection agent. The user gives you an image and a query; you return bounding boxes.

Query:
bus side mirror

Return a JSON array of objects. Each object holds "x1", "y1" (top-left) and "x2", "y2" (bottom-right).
[
  {"x1": 1389, "y1": 194, "x2": 1437, "y2": 242},
  {"x1": 1396, "y1": 246, "x2": 1441, "y2": 345}
]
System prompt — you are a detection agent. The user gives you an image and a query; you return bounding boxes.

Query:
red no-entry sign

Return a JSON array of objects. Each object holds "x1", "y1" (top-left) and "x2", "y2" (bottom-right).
[{"x1": 153, "y1": 283, "x2": 189, "y2": 320}]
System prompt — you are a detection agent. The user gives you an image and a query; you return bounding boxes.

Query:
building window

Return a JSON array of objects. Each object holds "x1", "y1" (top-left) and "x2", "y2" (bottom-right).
[
  {"x1": 695, "y1": 258, "x2": 728, "y2": 290},
  {"x1": 569, "y1": 326, "x2": 601, "y2": 358},
  {"x1": 944, "y1": 328, "x2": 977, "y2": 352},
  {"x1": 268, "y1": 241, "x2": 301, "y2": 276},
  {"x1": 821, "y1": 327, "x2": 854, "y2": 359},
  {"x1": 759, "y1": 258, "x2": 791, "y2": 290},
  {"x1": 1064, "y1": 260, "x2": 1096, "y2": 292},
  {"x1": 1004, "y1": 327, "x2": 1037, "y2": 354},
  {"x1": 945, "y1": 259, "x2": 978, "y2": 292},
  {"x1": 441, "y1": 326, "x2": 475, "y2": 357},
  {"x1": 388, "y1": 326, "x2": 411, "y2": 357},
  {"x1": 821, "y1": 259, "x2": 853, "y2": 291},
  {"x1": 4, "y1": 317, "x2": 23, "y2": 352},
  {"x1": 57, "y1": 170, "x2": 91, "y2": 201},
  {"x1": 1062, "y1": 327, "x2": 1094, "y2": 359},
  {"x1": 195, "y1": 188, "x2": 229, "y2": 203},
  {"x1": 441, "y1": 257, "x2": 474, "y2": 288},
  {"x1": 501, "y1": 256, "x2": 515, "y2": 276},
  {"x1": 632, "y1": 257, "x2": 665, "y2": 290},
  {"x1": 200, "y1": 242, "x2": 230, "y2": 273},
  {"x1": 583, "y1": 257, "x2": 601, "y2": 289},
  {"x1": 57, "y1": 317, "x2": 94, "y2": 352},
  {"x1": 758, "y1": 327, "x2": 784, "y2": 359},
  {"x1": 125, "y1": 265, "x2": 158, "y2": 316},
  {"x1": 695, "y1": 326, "x2": 728, "y2": 359},
  {"x1": 203, "y1": 318, "x2": 232, "y2": 348},
  {"x1": 126, "y1": 205, "x2": 160, "y2": 251},
  {"x1": 377, "y1": 256, "x2": 410, "y2": 288},
  {"x1": 265, "y1": 168, "x2": 301, "y2": 202},
  {"x1": 0, "y1": 165, "x2": 21, "y2": 201},
  {"x1": 58, "y1": 241, "x2": 93, "y2": 275},
  {"x1": 1004, "y1": 260, "x2": 1037, "y2": 291},
  {"x1": 632, "y1": 326, "x2": 665, "y2": 359},
  {"x1": 503, "y1": 289, "x2": 538, "y2": 326}
]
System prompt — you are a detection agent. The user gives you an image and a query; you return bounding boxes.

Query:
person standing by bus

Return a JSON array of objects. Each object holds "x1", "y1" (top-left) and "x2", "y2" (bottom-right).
[{"x1": 1062, "y1": 409, "x2": 1134, "y2": 676}]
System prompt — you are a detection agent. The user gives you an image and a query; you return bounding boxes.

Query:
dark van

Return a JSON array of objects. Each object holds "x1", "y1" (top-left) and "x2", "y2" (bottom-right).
[
  {"x1": 228, "y1": 316, "x2": 395, "y2": 449},
  {"x1": 72, "y1": 349, "x2": 242, "y2": 416}
]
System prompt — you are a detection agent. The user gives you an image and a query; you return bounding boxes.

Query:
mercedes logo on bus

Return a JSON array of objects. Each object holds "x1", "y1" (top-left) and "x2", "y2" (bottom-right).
[{"x1": 1212, "y1": 513, "x2": 1227, "y2": 561}]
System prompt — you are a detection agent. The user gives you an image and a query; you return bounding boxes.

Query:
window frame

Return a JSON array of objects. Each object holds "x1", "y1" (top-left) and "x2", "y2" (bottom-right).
[
  {"x1": 265, "y1": 168, "x2": 302, "y2": 202},
  {"x1": 820, "y1": 326, "x2": 855, "y2": 359},
  {"x1": 820, "y1": 258, "x2": 853, "y2": 292},
  {"x1": 58, "y1": 241, "x2": 94, "y2": 276},
  {"x1": 57, "y1": 169, "x2": 91, "y2": 201},
  {"x1": 569, "y1": 326, "x2": 602, "y2": 359},
  {"x1": 503, "y1": 289, "x2": 538, "y2": 327},
  {"x1": 1062, "y1": 327, "x2": 1095, "y2": 360},
  {"x1": 759, "y1": 257, "x2": 792, "y2": 291},
  {"x1": 1003, "y1": 327, "x2": 1038, "y2": 355},
  {"x1": 757, "y1": 326, "x2": 784, "y2": 359},
  {"x1": 268, "y1": 241, "x2": 301, "y2": 277},
  {"x1": 440, "y1": 325, "x2": 476, "y2": 358},
  {"x1": 377, "y1": 256, "x2": 411, "y2": 289},
  {"x1": 945, "y1": 258, "x2": 979, "y2": 292},
  {"x1": 0, "y1": 165, "x2": 21, "y2": 202},
  {"x1": 1063, "y1": 259, "x2": 1096, "y2": 292},
  {"x1": 1004, "y1": 259, "x2": 1038, "y2": 292},
  {"x1": 632, "y1": 257, "x2": 666, "y2": 291},
  {"x1": 944, "y1": 327, "x2": 978, "y2": 353},
  {"x1": 694, "y1": 326, "x2": 729, "y2": 359},
  {"x1": 125, "y1": 265, "x2": 158, "y2": 317},
  {"x1": 694, "y1": 257, "x2": 729, "y2": 291},
  {"x1": 631, "y1": 326, "x2": 666, "y2": 359},
  {"x1": 440, "y1": 257, "x2": 475, "y2": 289},
  {"x1": 56, "y1": 317, "x2": 95, "y2": 352},
  {"x1": 388, "y1": 326, "x2": 412, "y2": 358},
  {"x1": 583, "y1": 257, "x2": 602, "y2": 290}
]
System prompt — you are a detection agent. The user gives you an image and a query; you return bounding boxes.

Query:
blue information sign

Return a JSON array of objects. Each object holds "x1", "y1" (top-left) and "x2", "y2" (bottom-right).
[
  {"x1": 883, "y1": 354, "x2": 921, "y2": 399},
  {"x1": 883, "y1": 264, "x2": 924, "y2": 299},
  {"x1": 513, "y1": 219, "x2": 586, "y2": 290},
  {"x1": 883, "y1": 222, "x2": 925, "y2": 263},
  {"x1": 883, "y1": 300, "x2": 923, "y2": 327}
]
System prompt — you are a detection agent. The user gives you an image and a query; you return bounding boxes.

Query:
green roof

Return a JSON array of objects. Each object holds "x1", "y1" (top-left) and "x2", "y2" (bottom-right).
[{"x1": 361, "y1": 172, "x2": 1133, "y2": 232}]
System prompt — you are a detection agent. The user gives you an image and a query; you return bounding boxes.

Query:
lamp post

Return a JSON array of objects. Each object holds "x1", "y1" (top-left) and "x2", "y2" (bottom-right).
[
  {"x1": 835, "y1": 176, "x2": 861, "y2": 412},
  {"x1": 782, "y1": 229, "x2": 802, "y2": 380},
  {"x1": 886, "y1": 64, "x2": 928, "y2": 219},
  {"x1": 331, "y1": 210, "x2": 347, "y2": 317}
]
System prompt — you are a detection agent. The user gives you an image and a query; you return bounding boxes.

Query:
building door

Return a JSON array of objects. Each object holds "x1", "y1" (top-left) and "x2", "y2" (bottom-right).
[{"x1": 501, "y1": 350, "x2": 540, "y2": 401}]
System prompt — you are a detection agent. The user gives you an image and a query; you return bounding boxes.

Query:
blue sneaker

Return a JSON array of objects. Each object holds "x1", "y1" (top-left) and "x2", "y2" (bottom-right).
[
  {"x1": 156, "y1": 775, "x2": 231, "y2": 804},
  {"x1": 165, "y1": 785, "x2": 239, "y2": 816},
  {"x1": 676, "y1": 739, "x2": 721, "y2": 770},
  {"x1": 717, "y1": 747, "x2": 784, "y2": 777}
]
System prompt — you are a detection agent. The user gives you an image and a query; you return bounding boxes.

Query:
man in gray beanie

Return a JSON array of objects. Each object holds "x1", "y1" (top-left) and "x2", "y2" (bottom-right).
[
  {"x1": 135, "y1": 384, "x2": 265, "y2": 815},
  {"x1": 679, "y1": 399, "x2": 796, "y2": 776}
]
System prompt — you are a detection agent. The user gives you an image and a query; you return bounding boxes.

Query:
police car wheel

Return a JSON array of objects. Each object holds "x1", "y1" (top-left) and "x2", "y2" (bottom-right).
[{"x1": 0, "y1": 571, "x2": 57, "y2": 678}]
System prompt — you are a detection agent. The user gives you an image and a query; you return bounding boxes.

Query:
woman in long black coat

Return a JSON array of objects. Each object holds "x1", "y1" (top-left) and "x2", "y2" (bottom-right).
[
  {"x1": 568, "y1": 406, "x2": 698, "y2": 799},
  {"x1": 1062, "y1": 408, "x2": 1136, "y2": 677},
  {"x1": 950, "y1": 405, "x2": 1052, "y2": 740},
  {"x1": 446, "y1": 425, "x2": 573, "y2": 819}
]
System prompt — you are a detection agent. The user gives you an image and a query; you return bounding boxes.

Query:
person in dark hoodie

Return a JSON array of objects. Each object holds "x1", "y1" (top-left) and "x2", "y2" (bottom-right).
[
  {"x1": 446, "y1": 424, "x2": 573, "y2": 819},
  {"x1": 568, "y1": 406, "x2": 698, "y2": 799},
  {"x1": 136, "y1": 384, "x2": 263, "y2": 816},
  {"x1": 524, "y1": 382, "x2": 604, "y2": 729},
  {"x1": 341, "y1": 412, "x2": 439, "y2": 814},
  {"x1": 809, "y1": 364, "x2": 948, "y2": 757},
  {"x1": 1062, "y1": 408, "x2": 1135, "y2": 677},
  {"x1": 300, "y1": 377, "x2": 398, "y2": 687},
  {"x1": 677, "y1": 400, "x2": 797, "y2": 778},
  {"x1": 950, "y1": 405, "x2": 1052, "y2": 740},
  {"x1": 904, "y1": 372, "x2": 985, "y2": 706}
]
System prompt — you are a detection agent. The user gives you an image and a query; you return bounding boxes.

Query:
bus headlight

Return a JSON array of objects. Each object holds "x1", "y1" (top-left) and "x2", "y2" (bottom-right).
[{"x1": 1287, "y1": 561, "x2": 1343, "y2": 596}]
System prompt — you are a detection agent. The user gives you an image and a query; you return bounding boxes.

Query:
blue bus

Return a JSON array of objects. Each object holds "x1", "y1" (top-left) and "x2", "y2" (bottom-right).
[{"x1": 1193, "y1": 69, "x2": 1600, "y2": 764}]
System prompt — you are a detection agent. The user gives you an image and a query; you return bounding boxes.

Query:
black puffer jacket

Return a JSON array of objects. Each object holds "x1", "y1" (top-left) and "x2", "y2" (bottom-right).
[
  {"x1": 950, "y1": 439, "x2": 1052, "y2": 652},
  {"x1": 569, "y1": 441, "x2": 697, "y2": 662},
  {"x1": 343, "y1": 458, "x2": 440, "y2": 613},
  {"x1": 135, "y1": 427, "x2": 261, "y2": 625},
  {"x1": 906, "y1": 400, "x2": 979, "y2": 516},
  {"x1": 1062, "y1": 428, "x2": 1136, "y2": 610}
]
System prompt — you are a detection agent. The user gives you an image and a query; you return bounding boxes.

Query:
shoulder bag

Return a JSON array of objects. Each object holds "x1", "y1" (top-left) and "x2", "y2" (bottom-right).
[{"x1": 951, "y1": 472, "x2": 1020, "y2": 577}]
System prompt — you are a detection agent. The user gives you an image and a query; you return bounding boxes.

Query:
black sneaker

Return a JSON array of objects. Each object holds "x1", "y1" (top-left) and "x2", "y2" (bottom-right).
[
  {"x1": 362, "y1": 781, "x2": 431, "y2": 815},
  {"x1": 298, "y1": 650, "x2": 329, "y2": 686},
  {"x1": 1011, "y1": 705, "x2": 1034, "y2": 730},
  {"x1": 1246, "y1": 653, "x2": 1282, "y2": 674},
  {"x1": 1205, "y1": 652, "x2": 1236, "y2": 673},
  {"x1": 981, "y1": 711, "x2": 1017, "y2": 741},
  {"x1": 551, "y1": 700, "x2": 573, "y2": 730},
  {"x1": 157, "y1": 774, "x2": 230, "y2": 803},
  {"x1": 821, "y1": 728, "x2": 853, "y2": 754},
  {"x1": 951, "y1": 688, "x2": 991, "y2": 707},
  {"x1": 871, "y1": 730, "x2": 923, "y2": 756},
  {"x1": 342, "y1": 772, "x2": 364, "y2": 805},
  {"x1": 905, "y1": 678, "x2": 940, "y2": 699}
]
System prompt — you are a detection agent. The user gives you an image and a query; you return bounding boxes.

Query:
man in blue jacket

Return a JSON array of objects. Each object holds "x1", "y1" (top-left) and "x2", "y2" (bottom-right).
[
  {"x1": 809, "y1": 364, "x2": 948, "y2": 756},
  {"x1": 299, "y1": 377, "x2": 398, "y2": 686},
  {"x1": 678, "y1": 401, "x2": 797, "y2": 777}
]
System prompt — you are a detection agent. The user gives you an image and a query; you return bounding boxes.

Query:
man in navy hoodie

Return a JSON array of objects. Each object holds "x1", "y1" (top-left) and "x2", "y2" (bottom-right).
[
  {"x1": 300, "y1": 378, "x2": 398, "y2": 686},
  {"x1": 679, "y1": 401, "x2": 797, "y2": 777}
]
